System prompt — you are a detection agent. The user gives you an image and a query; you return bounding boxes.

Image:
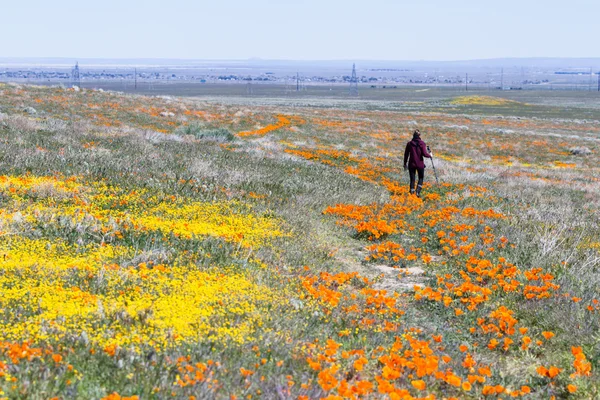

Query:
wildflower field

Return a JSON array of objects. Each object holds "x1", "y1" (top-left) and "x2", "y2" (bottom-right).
[{"x1": 0, "y1": 83, "x2": 599, "y2": 399}]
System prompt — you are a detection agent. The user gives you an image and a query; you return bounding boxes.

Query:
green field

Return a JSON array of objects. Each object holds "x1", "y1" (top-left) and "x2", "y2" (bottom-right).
[{"x1": 27, "y1": 80, "x2": 600, "y2": 113}]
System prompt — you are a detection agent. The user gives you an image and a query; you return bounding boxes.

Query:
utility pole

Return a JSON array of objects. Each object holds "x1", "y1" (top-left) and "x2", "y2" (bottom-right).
[
  {"x1": 134, "y1": 68, "x2": 137, "y2": 90},
  {"x1": 589, "y1": 67, "x2": 593, "y2": 91},
  {"x1": 465, "y1": 73, "x2": 468, "y2": 91},
  {"x1": 349, "y1": 63, "x2": 359, "y2": 96},
  {"x1": 500, "y1": 67, "x2": 504, "y2": 90},
  {"x1": 296, "y1": 72, "x2": 299, "y2": 92},
  {"x1": 597, "y1": 71, "x2": 600, "y2": 92}
]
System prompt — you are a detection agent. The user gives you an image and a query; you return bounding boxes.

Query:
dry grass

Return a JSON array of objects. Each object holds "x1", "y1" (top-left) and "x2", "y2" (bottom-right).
[{"x1": 0, "y1": 84, "x2": 598, "y2": 399}]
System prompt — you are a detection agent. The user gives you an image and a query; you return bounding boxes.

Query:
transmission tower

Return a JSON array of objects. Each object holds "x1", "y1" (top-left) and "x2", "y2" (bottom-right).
[
  {"x1": 71, "y1": 62, "x2": 81, "y2": 88},
  {"x1": 349, "y1": 63, "x2": 358, "y2": 96},
  {"x1": 246, "y1": 81, "x2": 253, "y2": 95}
]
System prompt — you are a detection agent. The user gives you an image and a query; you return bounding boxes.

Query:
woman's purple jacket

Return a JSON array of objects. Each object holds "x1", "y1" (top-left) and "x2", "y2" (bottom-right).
[{"x1": 403, "y1": 138, "x2": 431, "y2": 169}]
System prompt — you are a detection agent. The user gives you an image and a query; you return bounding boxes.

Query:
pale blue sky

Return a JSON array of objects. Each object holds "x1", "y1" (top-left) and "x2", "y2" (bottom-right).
[{"x1": 1, "y1": 0, "x2": 597, "y2": 60}]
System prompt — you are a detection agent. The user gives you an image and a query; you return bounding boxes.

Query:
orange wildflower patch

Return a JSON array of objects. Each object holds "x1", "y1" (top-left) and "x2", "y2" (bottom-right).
[
  {"x1": 571, "y1": 346, "x2": 592, "y2": 377},
  {"x1": 238, "y1": 115, "x2": 301, "y2": 137}
]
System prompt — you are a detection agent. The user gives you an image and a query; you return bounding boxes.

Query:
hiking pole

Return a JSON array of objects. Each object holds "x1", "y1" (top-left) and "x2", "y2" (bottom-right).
[{"x1": 427, "y1": 146, "x2": 439, "y2": 184}]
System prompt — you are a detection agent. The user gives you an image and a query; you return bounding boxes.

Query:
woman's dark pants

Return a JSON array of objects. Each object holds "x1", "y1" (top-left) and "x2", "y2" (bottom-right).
[{"x1": 409, "y1": 167, "x2": 424, "y2": 196}]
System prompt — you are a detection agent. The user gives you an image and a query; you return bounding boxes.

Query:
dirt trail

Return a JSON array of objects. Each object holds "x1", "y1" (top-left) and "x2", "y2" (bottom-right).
[
  {"x1": 371, "y1": 264, "x2": 425, "y2": 291},
  {"x1": 332, "y1": 244, "x2": 428, "y2": 293}
]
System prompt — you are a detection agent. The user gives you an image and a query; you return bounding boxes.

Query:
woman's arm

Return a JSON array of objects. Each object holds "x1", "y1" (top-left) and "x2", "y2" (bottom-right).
[{"x1": 421, "y1": 142, "x2": 432, "y2": 158}]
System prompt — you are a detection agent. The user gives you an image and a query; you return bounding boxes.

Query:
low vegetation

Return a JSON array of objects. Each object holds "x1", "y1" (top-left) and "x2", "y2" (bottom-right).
[{"x1": 0, "y1": 83, "x2": 598, "y2": 399}]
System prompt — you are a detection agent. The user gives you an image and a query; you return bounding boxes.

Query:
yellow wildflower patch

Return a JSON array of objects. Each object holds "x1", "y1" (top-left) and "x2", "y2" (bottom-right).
[
  {"x1": 0, "y1": 175, "x2": 289, "y2": 350},
  {"x1": 0, "y1": 237, "x2": 283, "y2": 348},
  {"x1": 451, "y1": 96, "x2": 522, "y2": 106},
  {"x1": 0, "y1": 175, "x2": 285, "y2": 248},
  {"x1": 132, "y1": 201, "x2": 284, "y2": 247}
]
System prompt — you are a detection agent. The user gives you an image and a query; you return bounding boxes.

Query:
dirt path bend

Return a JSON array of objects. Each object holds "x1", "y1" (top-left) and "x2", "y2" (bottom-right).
[{"x1": 332, "y1": 244, "x2": 428, "y2": 293}]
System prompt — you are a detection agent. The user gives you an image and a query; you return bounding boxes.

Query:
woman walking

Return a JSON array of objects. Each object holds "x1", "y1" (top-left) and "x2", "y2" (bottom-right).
[{"x1": 403, "y1": 129, "x2": 432, "y2": 197}]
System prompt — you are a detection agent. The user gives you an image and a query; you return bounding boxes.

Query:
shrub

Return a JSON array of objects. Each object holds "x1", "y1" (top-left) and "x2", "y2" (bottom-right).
[
  {"x1": 569, "y1": 146, "x2": 592, "y2": 156},
  {"x1": 176, "y1": 124, "x2": 234, "y2": 142}
]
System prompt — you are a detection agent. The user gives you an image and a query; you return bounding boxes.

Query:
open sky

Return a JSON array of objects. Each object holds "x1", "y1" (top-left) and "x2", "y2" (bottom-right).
[{"x1": 1, "y1": 0, "x2": 598, "y2": 60}]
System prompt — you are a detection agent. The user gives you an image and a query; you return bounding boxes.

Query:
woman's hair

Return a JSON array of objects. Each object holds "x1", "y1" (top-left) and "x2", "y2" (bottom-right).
[{"x1": 413, "y1": 129, "x2": 421, "y2": 139}]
